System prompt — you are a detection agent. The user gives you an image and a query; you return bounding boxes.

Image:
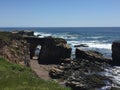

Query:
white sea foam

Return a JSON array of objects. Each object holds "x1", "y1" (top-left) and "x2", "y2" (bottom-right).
[
  {"x1": 102, "y1": 66, "x2": 120, "y2": 87},
  {"x1": 67, "y1": 40, "x2": 111, "y2": 50},
  {"x1": 85, "y1": 43, "x2": 111, "y2": 50},
  {"x1": 53, "y1": 33, "x2": 79, "y2": 40},
  {"x1": 34, "y1": 32, "x2": 79, "y2": 39},
  {"x1": 34, "y1": 32, "x2": 40, "y2": 36},
  {"x1": 34, "y1": 32, "x2": 52, "y2": 37}
]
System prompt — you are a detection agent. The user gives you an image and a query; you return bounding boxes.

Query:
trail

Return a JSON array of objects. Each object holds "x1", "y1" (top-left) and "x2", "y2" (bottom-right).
[{"x1": 30, "y1": 59, "x2": 56, "y2": 80}]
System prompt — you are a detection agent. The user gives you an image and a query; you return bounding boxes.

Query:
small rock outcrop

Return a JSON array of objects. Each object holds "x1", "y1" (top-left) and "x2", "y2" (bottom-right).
[
  {"x1": 12, "y1": 30, "x2": 34, "y2": 36},
  {"x1": 74, "y1": 44, "x2": 88, "y2": 47},
  {"x1": 112, "y1": 41, "x2": 120, "y2": 65},
  {"x1": 38, "y1": 37, "x2": 72, "y2": 64},
  {"x1": 75, "y1": 48, "x2": 111, "y2": 63}
]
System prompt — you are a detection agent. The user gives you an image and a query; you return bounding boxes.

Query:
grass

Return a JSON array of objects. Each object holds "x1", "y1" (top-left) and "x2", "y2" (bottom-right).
[
  {"x1": 0, "y1": 57, "x2": 71, "y2": 90},
  {"x1": 0, "y1": 31, "x2": 12, "y2": 43}
]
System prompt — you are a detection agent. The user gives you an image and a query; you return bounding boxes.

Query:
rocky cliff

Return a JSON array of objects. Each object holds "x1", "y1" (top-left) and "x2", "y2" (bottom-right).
[
  {"x1": 0, "y1": 31, "x2": 30, "y2": 66},
  {"x1": 0, "y1": 31, "x2": 72, "y2": 65},
  {"x1": 38, "y1": 37, "x2": 72, "y2": 64}
]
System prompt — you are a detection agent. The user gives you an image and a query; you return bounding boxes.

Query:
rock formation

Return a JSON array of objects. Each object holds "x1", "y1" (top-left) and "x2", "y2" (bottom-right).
[
  {"x1": 49, "y1": 58, "x2": 111, "y2": 90},
  {"x1": 49, "y1": 48, "x2": 113, "y2": 89},
  {"x1": 38, "y1": 37, "x2": 72, "y2": 64},
  {"x1": 75, "y1": 48, "x2": 111, "y2": 63},
  {"x1": 0, "y1": 31, "x2": 30, "y2": 66},
  {"x1": 112, "y1": 41, "x2": 120, "y2": 65}
]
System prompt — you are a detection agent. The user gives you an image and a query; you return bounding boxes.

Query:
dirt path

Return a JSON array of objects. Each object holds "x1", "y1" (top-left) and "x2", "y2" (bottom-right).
[{"x1": 30, "y1": 59, "x2": 56, "y2": 80}]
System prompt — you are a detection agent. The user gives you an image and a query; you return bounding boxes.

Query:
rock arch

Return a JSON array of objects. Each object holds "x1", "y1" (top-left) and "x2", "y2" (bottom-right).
[
  {"x1": 24, "y1": 37, "x2": 72, "y2": 64},
  {"x1": 24, "y1": 37, "x2": 45, "y2": 59}
]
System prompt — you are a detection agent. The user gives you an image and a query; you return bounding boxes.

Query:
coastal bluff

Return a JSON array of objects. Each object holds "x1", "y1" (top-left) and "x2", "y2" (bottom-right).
[{"x1": 0, "y1": 30, "x2": 71, "y2": 65}]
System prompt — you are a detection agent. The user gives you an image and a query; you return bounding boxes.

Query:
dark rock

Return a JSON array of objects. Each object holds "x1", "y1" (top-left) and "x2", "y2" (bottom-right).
[
  {"x1": 49, "y1": 58, "x2": 111, "y2": 90},
  {"x1": 74, "y1": 44, "x2": 88, "y2": 47},
  {"x1": 24, "y1": 37, "x2": 45, "y2": 59},
  {"x1": 75, "y1": 48, "x2": 111, "y2": 63},
  {"x1": 37, "y1": 34, "x2": 42, "y2": 37},
  {"x1": 38, "y1": 37, "x2": 72, "y2": 64},
  {"x1": 111, "y1": 87, "x2": 120, "y2": 90},
  {"x1": 60, "y1": 58, "x2": 72, "y2": 63},
  {"x1": 112, "y1": 41, "x2": 120, "y2": 65},
  {"x1": 66, "y1": 74, "x2": 108, "y2": 90}
]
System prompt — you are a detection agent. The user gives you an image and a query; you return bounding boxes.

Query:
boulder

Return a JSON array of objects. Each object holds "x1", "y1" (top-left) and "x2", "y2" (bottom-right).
[
  {"x1": 38, "y1": 37, "x2": 72, "y2": 64},
  {"x1": 49, "y1": 67, "x2": 64, "y2": 78},
  {"x1": 112, "y1": 41, "x2": 120, "y2": 65},
  {"x1": 75, "y1": 48, "x2": 110, "y2": 63}
]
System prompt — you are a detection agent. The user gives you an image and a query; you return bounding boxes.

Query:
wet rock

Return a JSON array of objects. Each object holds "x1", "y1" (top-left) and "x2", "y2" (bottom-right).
[
  {"x1": 75, "y1": 48, "x2": 111, "y2": 63},
  {"x1": 49, "y1": 58, "x2": 111, "y2": 90},
  {"x1": 112, "y1": 41, "x2": 120, "y2": 65},
  {"x1": 37, "y1": 34, "x2": 42, "y2": 37},
  {"x1": 74, "y1": 44, "x2": 88, "y2": 47},
  {"x1": 38, "y1": 37, "x2": 72, "y2": 64},
  {"x1": 111, "y1": 87, "x2": 120, "y2": 90},
  {"x1": 66, "y1": 74, "x2": 109, "y2": 90}
]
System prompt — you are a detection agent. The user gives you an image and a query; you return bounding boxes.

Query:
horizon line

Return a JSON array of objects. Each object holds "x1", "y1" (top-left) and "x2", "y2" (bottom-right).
[{"x1": 0, "y1": 26, "x2": 120, "y2": 28}]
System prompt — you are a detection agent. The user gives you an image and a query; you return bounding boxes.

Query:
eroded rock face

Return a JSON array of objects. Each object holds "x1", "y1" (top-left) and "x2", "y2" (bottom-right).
[
  {"x1": 0, "y1": 39, "x2": 30, "y2": 66},
  {"x1": 38, "y1": 37, "x2": 72, "y2": 64},
  {"x1": 0, "y1": 31, "x2": 30, "y2": 66},
  {"x1": 112, "y1": 41, "x2": 120, "y2": 65},
  {"x1": 75, "y1": 48, "x2": 111, "y2": 63}
]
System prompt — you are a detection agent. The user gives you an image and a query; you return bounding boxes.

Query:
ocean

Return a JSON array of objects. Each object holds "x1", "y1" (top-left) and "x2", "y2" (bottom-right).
[
  {"x1": 1, "y1": 27, "x2": 120, "y2": 58},
  {"x1": 1, "y1": 27, "x2": 120, "y2": 89},
  {"x1": 34, "y1": 27, "x2": 120, "y2": 58}
]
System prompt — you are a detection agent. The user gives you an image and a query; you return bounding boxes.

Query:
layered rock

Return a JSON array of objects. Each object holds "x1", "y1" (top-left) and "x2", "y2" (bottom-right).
[
  {"x1": 49, "y1": 48, "x2": 114, "y2": 89},
  {"x1": 112, "y1": 41, "x2": 120, "y2": 65},
  {"x1": 38, "y1": 37, "x2": 72, "y2": 64},
  {"x1": 49, "y1": 58, "x2": 111, "y2": 90},
  {"x1": 75, "y1": 48, "x2": 111, "y2": 63},
  {"x1": 0, "y1": 31, "x2": 30, "y2": 66}
]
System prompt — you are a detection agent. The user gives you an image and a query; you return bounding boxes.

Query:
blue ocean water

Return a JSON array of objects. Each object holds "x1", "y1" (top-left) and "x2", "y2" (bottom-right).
[{"x1": 1, "y1": 27, "x2": 120, "y2": 58}]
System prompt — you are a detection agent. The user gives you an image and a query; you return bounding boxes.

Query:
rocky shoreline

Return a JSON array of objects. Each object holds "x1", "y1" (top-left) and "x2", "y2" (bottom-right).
[
  {"x1": 49, "y1": 49, "x2": 113, "y2": 90},
  {"x1": 0, "y1": 30, "x2": 120, "y2": 90}
]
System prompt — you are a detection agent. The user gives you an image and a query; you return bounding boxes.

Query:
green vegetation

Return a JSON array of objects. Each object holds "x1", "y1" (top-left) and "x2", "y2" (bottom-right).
[
  {"x1": 0, "y1": 57, "x2": 71, "y2": 90},
  {"x1": 0, "y1": 31, "x2": 12, "y2": 43}
]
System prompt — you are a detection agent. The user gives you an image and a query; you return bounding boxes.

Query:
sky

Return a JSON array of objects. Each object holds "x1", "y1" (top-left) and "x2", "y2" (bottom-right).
[{"x1": 0, "y1": 0, "x2": 120, "y2": 27}]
